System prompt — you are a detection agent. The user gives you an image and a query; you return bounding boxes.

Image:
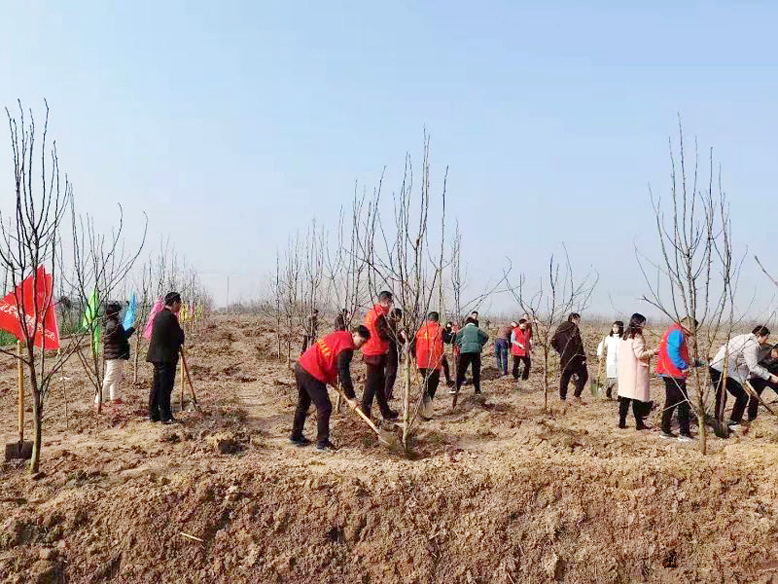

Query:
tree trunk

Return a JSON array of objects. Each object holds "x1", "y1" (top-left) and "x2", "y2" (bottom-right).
[
  {"x1": 30, "y1": 392, "x2": 43, "y2": 473},
  {"x1": 402, "y1": 352, "x2": 411, "y2": 448},
  {"x1": 543, "y1": 350, "x2": 549, "y2": 411},
  {"x1": 133, "y1": 332, "x2": 142, "y2": 384}
]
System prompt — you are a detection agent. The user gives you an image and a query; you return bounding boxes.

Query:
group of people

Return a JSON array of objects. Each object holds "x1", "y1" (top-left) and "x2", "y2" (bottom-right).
[
  {"x1": 94, "y1": 291, "x2": 187, "y2": 425},
  {"x1": 293, "y1": 299, "x2": 778, "y2": 450},
  {"x1": 591, "y1": 314, "x2": 778, "y2": 440},
  {"x1": 292, "y1": 295, "x2": 495, "y2": 450}
]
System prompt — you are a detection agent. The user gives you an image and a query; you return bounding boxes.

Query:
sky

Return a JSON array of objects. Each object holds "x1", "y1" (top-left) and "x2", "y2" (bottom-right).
[{"x1": 1, "y1": 1, "x2": 777, "y2": 320}]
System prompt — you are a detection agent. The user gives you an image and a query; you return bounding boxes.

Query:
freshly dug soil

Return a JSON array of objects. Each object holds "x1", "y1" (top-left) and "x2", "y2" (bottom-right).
[{"x1": 2, "y1": 315, "x2": 778, "y2": 583}]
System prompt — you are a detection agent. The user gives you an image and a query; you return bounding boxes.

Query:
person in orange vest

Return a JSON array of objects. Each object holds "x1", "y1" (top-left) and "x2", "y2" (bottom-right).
[
  {"x1": 656, "y1": 317, "x2": 702, "y2": 440},
  {"x1": 291, "y1": 325, "x2": 371, "y2": 451},
  {"x1": 411, "y1": 311, "x2": 446, "y2": 420},
  {"x1": 361, "y1": 291, "x2": 400, "y2": 420},
  {"x1": 511, "y1": 318, "x2": 532, "y2": 382}
]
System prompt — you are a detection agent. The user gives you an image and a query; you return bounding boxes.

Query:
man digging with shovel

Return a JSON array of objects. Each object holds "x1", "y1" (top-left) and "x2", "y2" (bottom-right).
[{"x1": 291, "y1": 325, "x2": 371, "y2": 451}]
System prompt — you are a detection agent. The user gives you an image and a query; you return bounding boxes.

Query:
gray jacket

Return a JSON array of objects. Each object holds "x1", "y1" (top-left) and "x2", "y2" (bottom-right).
[{"x1": 710, "y1": 333, "x2": 771, "y2": 384}]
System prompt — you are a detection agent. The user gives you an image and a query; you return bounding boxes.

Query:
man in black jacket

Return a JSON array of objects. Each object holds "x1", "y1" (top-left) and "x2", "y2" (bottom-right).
[
  {"x1": 96, "y1": 302, "x2": 135, "y2": 408},
  {"x1": 551, "y1": 313, "x2": 588, "y2": 402},
  {"x1": 146, "y1": 292, "x2": 185, "y2": 424}
]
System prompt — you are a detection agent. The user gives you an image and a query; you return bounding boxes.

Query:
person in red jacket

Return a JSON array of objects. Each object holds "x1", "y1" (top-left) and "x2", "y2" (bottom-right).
[
  {"x1": 291, "y1": 325, "x2": 371, "y2": 451},
  {"x1": 411, "y1": 311, "x2": 445, "y2": 419},
  {"x1": 511, "y1": 319, "x2": 532, "y2": 381},
  {"x1": 361, "y1": 291, "x2": 399, "y2": 421}
]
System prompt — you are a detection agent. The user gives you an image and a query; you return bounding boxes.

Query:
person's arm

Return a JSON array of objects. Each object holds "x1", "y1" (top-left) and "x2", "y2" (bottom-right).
[
  {"x1": 454, "y1": 330, "x2": 463, "y2": 347},
  {"x1": 336, "y1": 349, "x2": 357, "y2": 399},
  {"x1": 745, "y1": 340, "x2": 774, "y2": 381},
  {"x1": 632, "y1": 335, "x2": 654, "y2": 361},
  {"x1": 376, "y1": 315, "x2": 391, "y2": 342},
  {"x1": 666, "y1": 329, "x2": 689, "y2": 371},
  {"x1": 125, "y1": 326, "x2": 135, "y2": 339}
]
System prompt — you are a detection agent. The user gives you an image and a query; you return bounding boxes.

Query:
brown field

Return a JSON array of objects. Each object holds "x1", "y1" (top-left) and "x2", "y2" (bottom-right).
[{"x1": 2, "y1": 315, "x2": 778, "y2": 583}]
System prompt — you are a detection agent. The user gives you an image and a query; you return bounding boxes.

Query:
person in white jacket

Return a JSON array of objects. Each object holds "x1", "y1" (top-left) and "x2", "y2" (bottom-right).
[
  {"x1": 597, "y1": 321, "x2": 623, "y2": 399},
  {"x1": 709, "y1": 325, "x2": 778, "y2": 430}
]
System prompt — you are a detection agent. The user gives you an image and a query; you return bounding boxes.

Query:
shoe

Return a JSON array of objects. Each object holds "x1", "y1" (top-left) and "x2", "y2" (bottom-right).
[
  {"x1": 660, "y1": 431, "x2": 677, "y2": 440},
  {"x1": 677, "y1": 434, "x2": 694, "y2": 442},
  {"x1": 636, "y1": 424, "x2": 652, "y2": 431},
  {"x1": 449, "y1": 387, "x2": 457, "y2": 395},
  {"x1": 573, "y1": 396, "x2": 583, "y2": 404},
  {"x1": 618, "y1": 421, "x2": 626, "y2": 429},
  {"x1": 290, "y1": 435, "x2": 311, "y2": 447},
  {"x1": 161, "y1": 417, "x2": 178, "y2": 425},
  {"x1": 474, "y1": 389, "x2": 482, "y2": 395},
  {"x1": 383, "y1": 410, "x2": 399, "y2": 421},
  {"x1": 727, "y1": 420, "x2": 740, "y2": 428},
  {"x1": 315, "y1": 440, "x2": 337, "y2": 452},
  {"x1": 446, "y1": 380, "x2": 455, "y2": 388}
]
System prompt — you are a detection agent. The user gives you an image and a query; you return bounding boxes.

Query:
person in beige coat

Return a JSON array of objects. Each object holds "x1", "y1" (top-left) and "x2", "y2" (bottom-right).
[{"x1": 617, "y1": 313, "x2": 658, "y2": 430}]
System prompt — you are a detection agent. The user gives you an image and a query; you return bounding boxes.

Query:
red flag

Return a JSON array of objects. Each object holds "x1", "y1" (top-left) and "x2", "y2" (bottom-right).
[{"x1": 0, "y1": 266, "x2": 60, "y2": 350}]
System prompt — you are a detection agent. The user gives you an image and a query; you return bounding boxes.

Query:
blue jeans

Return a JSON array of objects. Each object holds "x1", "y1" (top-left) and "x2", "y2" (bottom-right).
[{"x1": 494, "y1": 338, "x2": 509, "y2": 375}]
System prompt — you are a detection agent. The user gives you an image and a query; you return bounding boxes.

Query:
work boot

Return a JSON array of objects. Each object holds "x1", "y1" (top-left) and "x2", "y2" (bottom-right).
[
  {"x1": 290, "y1": 435, "x2": 311, "y2": 447},
  {"x1": 383, "y1": 409, "x2": 399, "y2": 421},
  {"x1": 161, "y1": 416, "x2": 179, "y2": 425},
  {"x1": 315, "y1": 440, "x2": 337, "y2": 452}
]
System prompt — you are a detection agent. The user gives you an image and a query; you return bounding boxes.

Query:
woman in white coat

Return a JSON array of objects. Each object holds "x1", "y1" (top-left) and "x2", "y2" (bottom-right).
[
  {"x1": 597, "y1": 321, "x2": 623, "y2": 399},
  {"x1": 617, "y1": 313, "x2": 658, "y2": 430}
]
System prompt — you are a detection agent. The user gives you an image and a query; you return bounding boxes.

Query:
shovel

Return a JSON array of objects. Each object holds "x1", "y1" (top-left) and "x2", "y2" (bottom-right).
[
  {"x1": 180, "y1": 348, "x2": 201, "y2": 412},
  {"x1": 6, "y1": 341, "x2": 33, "y2": 461},
  {"x1": 333, "y1": 387, "x2": 402, "y2": 452},
  {"x1": 743, "y1": 380, "x2": 777, "y2": 417}
]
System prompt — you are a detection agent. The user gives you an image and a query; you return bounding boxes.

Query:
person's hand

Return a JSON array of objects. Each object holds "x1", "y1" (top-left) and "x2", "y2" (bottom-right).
[
  {"x1": 770, "y1": 374, "x2": 778, "y2": 385},
  {"x1": 345, "y1": 397, "x2": 358, "y2": 409}
]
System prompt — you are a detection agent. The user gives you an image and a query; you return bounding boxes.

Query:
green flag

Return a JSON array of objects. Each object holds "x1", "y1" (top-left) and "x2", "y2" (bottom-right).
[{"x1": 81, "y1": 288, "x2": 100, "y2": 354}]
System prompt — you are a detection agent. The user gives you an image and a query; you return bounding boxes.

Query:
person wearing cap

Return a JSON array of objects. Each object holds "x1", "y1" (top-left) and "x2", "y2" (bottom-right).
[
  {"x1": 96, "y1": 301, "x2": 135, "y2": 408},
  {"x1": 146, "y1": 292, "x2": 185, "y2": 424},
  {"x1": 292, "y1": 325, "x2": 371, "y2": 451}
]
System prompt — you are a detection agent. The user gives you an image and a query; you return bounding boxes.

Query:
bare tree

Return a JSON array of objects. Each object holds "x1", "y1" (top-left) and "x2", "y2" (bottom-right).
[
  {"x1": 63, "y1": 202, "x2": 147, "y2": 413},
  {"x1": 506, "y1": 247, "x2": 598, "y2": 411},
  {"x1": 0, "y1": 101, "x2": 89, "y2": 472},
  {"x1": 637, "y1": 121, "x2": 739, "y2": 454}
]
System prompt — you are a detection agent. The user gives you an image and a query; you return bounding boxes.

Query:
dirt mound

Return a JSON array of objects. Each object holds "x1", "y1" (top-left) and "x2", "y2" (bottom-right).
[{"x1": 3, "y1": 314, "x2": 778, "y2": 582}]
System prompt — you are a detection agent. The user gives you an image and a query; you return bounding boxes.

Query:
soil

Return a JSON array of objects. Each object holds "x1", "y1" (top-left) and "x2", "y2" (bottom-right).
[{"x1": 3, "y1": 315, "x2": 778, "y2": 583}]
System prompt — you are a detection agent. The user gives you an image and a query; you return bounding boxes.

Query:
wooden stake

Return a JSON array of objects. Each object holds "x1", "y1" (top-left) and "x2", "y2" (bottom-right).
[
  {"x1": 180, "y1": 357, "x2": 185, "y2": 412},
  {"x1": 17, "y1": 341, "x2": 24, "y2": 444}
]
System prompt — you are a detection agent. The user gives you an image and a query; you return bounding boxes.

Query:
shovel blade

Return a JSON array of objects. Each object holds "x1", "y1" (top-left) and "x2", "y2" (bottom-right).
[{"x1": 5, "y1": 441, "x2": 33, "y2": 461}]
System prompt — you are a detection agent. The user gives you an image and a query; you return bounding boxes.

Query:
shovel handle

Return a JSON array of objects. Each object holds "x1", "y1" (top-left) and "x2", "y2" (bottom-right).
[
  {"x1": 334, "y1": 387, "x2": 382, "y2": 435},
  {"x1": 17, "y1": 341, "x2": 23, "y2": 444}
]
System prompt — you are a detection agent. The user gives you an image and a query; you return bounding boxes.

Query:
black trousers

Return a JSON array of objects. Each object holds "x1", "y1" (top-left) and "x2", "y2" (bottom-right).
[
  {"x1": 363, "y1": 356, "x2": 393, "y2": 419},
  {"x1": 512, "y1": 355, "x2": 531, "y2": 380},
  {"x1": 710, "y1": 367, "x2": 749, "y2": 424},
  {"x1": 619, "y1": 397, "x2": 649, "y2": 429},
  {"x1": 441, "y1": 356, "x2": 452, "y2": 384},
  {"x1": 419, "y1": 368, "x2": 441, "y2": 400},
  {"x1": 385, "y1": 346, "x2": 399, "y2": 400},
  {"x1": 560, "y1": 360, "x2": 588, "y2": 399},
  {"x1": 150, "y1": 361, "x2": 177, "y2": 421},
  {"x1": 456, "y1": 353, "x2": 481, "y2": 393},
  {"x1": 747, "y1": 378, "x2": 778, "y2": 421},
  {"x1": 292, "y1": 364, "x2": 332, "y2": 445},
  {"x1": 661, "y1": 377, "x2": 691, "y2": 436}
]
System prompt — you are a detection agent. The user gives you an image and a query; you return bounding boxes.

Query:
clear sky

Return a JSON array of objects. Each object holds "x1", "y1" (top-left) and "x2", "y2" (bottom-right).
[{"x1": 2, "y1": 1, "x2": 777, "y2": 319}]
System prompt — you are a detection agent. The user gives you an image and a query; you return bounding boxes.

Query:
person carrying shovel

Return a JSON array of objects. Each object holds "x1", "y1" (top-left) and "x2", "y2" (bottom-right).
[{"x1": 291, "y1": 325, "x2": 371, "y2": 451}]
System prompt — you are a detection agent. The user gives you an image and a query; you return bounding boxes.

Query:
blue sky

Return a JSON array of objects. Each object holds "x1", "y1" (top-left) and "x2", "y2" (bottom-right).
[{"x1": 2, "y1": 1, "x2": 777, "y2": 318}]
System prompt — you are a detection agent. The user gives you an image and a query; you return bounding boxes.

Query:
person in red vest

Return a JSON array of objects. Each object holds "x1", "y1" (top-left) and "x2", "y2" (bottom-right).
[
  {"x1": 361, "y1": 291, "x2": 399, "y2": 420},
  {"x1": 411, "y1": 311, "x2": 445, "y2": 420},
  {"x1": 511, "y1": 318, "x2": 532, "y2": 382},
  {"x1": 656, "y1": 316, "x2": 703, "y2": 441},
  {"x1": 291, "y1": 325, "x2": 371, "y2": 451}
]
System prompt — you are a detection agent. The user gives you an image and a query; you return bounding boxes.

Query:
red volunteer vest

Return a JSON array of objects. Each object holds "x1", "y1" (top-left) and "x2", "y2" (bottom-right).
[
  {"x1": 415, "y1": 321, "x2": 444, "y2": 370},
  {"x1": 655, "y1": 323, "x2": 689, "y2": 378},
  {"x1": 361, "y1": 304, "x2": 390, "y2": 357},
  {"x1": 298, "y1": 331, "x2": 355, "y2": 385},
  {"x1": 511, "y1": 327, "x2": 529, "y2": 357}
]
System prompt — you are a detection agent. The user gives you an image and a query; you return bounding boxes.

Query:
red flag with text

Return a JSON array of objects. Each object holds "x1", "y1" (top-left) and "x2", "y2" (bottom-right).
[{"x1": 0, "y1": 266, "x2": 60, "y2": 349}]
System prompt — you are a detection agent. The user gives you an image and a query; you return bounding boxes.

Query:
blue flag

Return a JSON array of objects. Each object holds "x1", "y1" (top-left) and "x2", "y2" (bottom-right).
[{"x1": 123, "y1": 293, "x2": 137, "y2": 329}]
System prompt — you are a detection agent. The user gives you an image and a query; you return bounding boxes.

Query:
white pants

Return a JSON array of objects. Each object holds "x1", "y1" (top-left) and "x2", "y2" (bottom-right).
[{"x1": 97, "y1": 359, "x2": 125, "y2": 402}]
